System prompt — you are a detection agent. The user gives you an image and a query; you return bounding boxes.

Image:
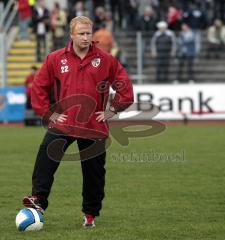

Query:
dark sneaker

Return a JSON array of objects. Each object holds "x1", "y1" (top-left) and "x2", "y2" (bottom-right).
[
  {"x1": 83, "y1": 214, "x2": 95, "y2": 228},
  {"x1": 22, "y1": 196, "x2": 44, "y2": 215}
]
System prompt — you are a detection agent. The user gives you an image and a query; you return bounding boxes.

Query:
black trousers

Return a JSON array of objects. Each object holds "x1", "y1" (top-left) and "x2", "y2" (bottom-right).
[
  {"x1": 32, "y1": 130, "x2": 106, "y2": 217},
  {"x1": 177, "y1": 55, "x2": 194, "y2": 82},
  {"x1": 156, "y1": 56, "x2": 170, "y2": 83},
  {"x1": 36, "y1": 34, "x2": 46, "y2": 62}
]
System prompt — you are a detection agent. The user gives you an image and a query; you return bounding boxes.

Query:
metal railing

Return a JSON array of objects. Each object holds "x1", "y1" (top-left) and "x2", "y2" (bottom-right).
[
  {"x1": 0, "y1": 0, "x2": 17, "y2": 87},
  {"x1": 118, "y1": 31, "x2": 225, "y2": 84}
]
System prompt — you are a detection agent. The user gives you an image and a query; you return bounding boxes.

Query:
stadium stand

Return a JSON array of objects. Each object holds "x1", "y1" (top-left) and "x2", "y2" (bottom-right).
[
  {"x1": 117, "y1": 31, "x2": 225, "y2": 83},
  {"x1": 1, "y1": 0, "x2": 225, "y2": 86},
  {"x1": 7, "y1": 40, "x2": 42, "y2": 85}
]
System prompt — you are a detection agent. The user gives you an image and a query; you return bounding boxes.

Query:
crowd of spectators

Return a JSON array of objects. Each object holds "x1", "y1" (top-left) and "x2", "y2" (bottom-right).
[{"x1": 7, "y1": 0, "x2": 225, "y2": 81}]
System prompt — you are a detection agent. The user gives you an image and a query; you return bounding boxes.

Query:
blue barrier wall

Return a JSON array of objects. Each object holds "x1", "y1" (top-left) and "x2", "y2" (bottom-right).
[{"x1": 0, "y1": 86, "x2": 26, "y2": 122}]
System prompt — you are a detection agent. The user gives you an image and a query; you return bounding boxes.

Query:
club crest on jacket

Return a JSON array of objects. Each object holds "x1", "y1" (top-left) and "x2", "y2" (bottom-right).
[
  {"x1": 91, "y1": 58, "x2": 101, "y2": 68},
  {"x1": 61, "y1": 59, "x2": 67, "y2": 65}
]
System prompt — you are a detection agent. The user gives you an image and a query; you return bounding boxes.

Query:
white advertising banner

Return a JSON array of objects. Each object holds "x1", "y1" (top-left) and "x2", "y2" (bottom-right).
[{"x1": 122, "y1": 84, "x2": 225, "y2": 120}]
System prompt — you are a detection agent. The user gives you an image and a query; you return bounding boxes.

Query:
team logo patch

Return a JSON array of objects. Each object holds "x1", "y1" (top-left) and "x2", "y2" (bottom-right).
[
  {"x1": 91, "y1": 58, "x2": 101, "y2": 68},
  {"x1": 61, "y1": 59, "x2": 67, "y2": 65}
]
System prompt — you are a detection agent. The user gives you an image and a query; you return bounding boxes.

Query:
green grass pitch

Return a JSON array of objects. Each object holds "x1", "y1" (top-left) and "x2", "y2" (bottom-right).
[{"x1": 0, "y1": 124, "x2": 224, "y2": 240}]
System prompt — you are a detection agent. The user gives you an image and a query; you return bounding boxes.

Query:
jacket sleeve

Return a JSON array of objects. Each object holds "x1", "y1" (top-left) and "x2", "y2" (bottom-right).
[
  {"x1": 31, "y1": 55, "x2": 54, "y2": 117},
  {"x1": 109, "y1": 57, "x2": 134, "y2": 112}
]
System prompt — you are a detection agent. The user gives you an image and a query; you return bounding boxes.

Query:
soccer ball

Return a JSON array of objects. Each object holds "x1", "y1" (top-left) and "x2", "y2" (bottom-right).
[{"x1": 15, "y1": 208, "x2": 44, "y2": 231}]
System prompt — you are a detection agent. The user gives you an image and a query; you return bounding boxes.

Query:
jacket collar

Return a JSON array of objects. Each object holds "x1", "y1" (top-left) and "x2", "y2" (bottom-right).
[{"x1": 64, "y1": 41, "x2": 101, "y2": 67}]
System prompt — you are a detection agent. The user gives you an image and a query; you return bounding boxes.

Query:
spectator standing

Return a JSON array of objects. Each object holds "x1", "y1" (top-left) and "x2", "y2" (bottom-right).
[
  {"x1": 183, "y1": 2, "x2": 208, "y2": 55},
  {"x1": 28, "y1": 0, "x2": 36, "y2": 10},
  {"x1": 177, "y1": 23, "x2": 196, "y2": 82},
  {"x1": 138, "y1": 6, "x2": 157, "y2": 68},
  {"x1": 93, "y1": 0, "x2": 105, "y2": 8},
  {"x1": 25, "y1": 65, "x2": 38, "y2": 109},
  {"x1": 177, "y1": 0, "x2": 190, "y2": 11},
  {"x1": 109, "y1": 0, "x2": 124, "y2": 29},
  {"x1": 68, "y1": 1, "x2": 87, "y2": 23},
  {"x1": 111, "y1": 42, "x2": 128, "y2": 69},
  {"x1": 167, "y1": 5, "x2": 183, "y2": 31},
  {"x1": 32, "y1": 0, "x2": 50, "y2": 62},
  {"x1": 93, "y1": 22, "x2": 127, "y2": 68},
  {"x1": 158, "y1": 0, "x2": 170, "y2": 21},
  {"x1": 67, "y1": 0, "x2": 78, "y2": 10},
  {"x1": 85, "y1": 0, "x2": 94, "y2": 19},
  {"x1": 50, "y1": 2, "x2": 67, "y2": 50},
  {"x1": 93, "y1": 6, "x2": 108, "y2": 31},
  {"x1": 123, "y1": 0, "x2": 139, "y2": 30},
  {"x1": 93, "y1": 24, "x2": 115, "y2": 53},
  {"x1": 139, "y1": 0, "x2": 159, "y2": 14},
  {"x1": 206, "y1": 19, "x2": 225, "y2": 58},
  {"x1": 151, "y1": 21, "x2": 176, "y2": 82},
  {"x1": 17, "y1": 0, "x2": 32, "y2": 41},
  {"x1": 138, "y1": 5, "x2": 157, "y2": 32},
  {"x1": 213, "y1": 0, "x2": 225, "y2": 23},
  {"x1": 183, "y1": 2, "x2": 208, "y2": 30}
]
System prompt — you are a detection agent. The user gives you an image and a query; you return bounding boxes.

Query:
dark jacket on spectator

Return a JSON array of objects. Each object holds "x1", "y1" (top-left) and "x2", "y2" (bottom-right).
[
  {"x1": 138, "y1": 15, "x2": 157, "y2": 32},
  {"x1": 183, "y1": 6, "x2": 207, "y2": 30},
  {"x1": 32, "y1": 7, "x2": 50, "y2": 34}
]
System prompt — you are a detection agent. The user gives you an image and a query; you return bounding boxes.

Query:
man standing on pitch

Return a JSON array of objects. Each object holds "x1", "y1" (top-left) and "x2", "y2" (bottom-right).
[{"x1": 22, "y1": 16, "x2": 134, "y2": 228}]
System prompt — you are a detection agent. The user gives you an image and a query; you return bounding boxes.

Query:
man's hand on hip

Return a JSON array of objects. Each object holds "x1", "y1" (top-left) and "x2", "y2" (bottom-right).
[
  {"x1": 49, "y1": 113, "x2": 68, "y2": 123},
  {"x1": 95, "y1": 111, "x2": 115, "y2": 122}
]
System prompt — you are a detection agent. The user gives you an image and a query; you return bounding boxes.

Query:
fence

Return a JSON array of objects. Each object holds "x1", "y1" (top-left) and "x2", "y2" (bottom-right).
[
  {"x1": 1, "y1": 15, "x2": 225, "y2": 86},
  {"x1": 0, "y1": 0, "x2": 17, "y2": 87},
  {"x1": 116, "y1": 31, "x2": 225, "y2": 84}
]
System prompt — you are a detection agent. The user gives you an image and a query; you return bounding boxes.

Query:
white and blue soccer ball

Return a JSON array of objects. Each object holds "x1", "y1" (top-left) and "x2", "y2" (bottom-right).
[{"x1": 15, "y1": 208, "x2": 44, "y2": 231}]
